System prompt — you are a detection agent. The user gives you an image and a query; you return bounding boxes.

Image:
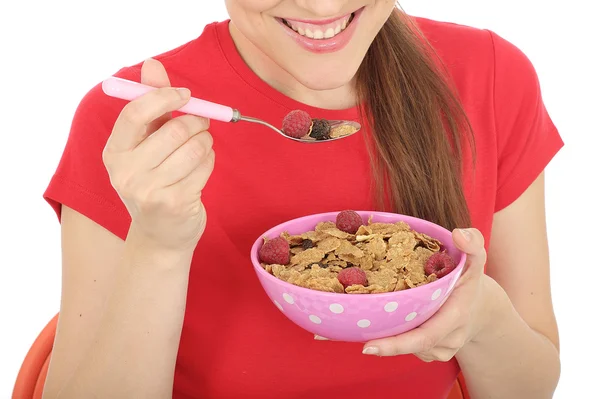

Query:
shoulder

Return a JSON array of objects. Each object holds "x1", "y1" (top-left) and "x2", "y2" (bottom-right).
[
  {"x1": 415, "y1": 16, "x2": 492, "y2": 50},
  {"x1": 415, "y1": 16, "x2": 546, "y2": 132},
  {"x1": 70, "y1": 21, "x2": 225, "y2": 140},
  {"x1": 110, "y1": 21, "x2": 224, "y2": 90},
  {"x1": 414, "y1": 16, "x2": 494, "y2": 72},
  {"x1": 414, "y1": 18, "x2": 562, "y2": 213},
  {"x1": 414, "y1": 16, "x2": 539, "y2": 92}
]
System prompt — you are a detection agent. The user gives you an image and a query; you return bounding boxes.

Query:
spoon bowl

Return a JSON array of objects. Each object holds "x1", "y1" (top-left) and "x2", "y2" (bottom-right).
[
  {"x1": 236, "y1": 114, "x2": 361, "y2": 143},
  {"x1": 102, "y1": 77, "x2": 361, "y2": 143}
]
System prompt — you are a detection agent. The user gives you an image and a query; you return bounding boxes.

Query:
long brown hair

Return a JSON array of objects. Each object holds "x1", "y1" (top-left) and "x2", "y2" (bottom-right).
[{"x1": 356, "y1": 7, "x2": 474, "y2": 230}]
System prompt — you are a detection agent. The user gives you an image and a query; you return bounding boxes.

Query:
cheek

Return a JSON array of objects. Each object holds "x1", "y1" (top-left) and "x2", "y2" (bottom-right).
[
  {"x1": 225, "y1": 0, "x2": 279, "y2": 35},
  {"x1": 225, "y1": 0, "x2": 281, "y2": 13}
]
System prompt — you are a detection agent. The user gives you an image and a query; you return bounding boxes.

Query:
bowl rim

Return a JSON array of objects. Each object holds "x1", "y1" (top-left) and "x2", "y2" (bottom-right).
[{"x1": 250, "y1": 210, "x2": 467, "y2": 299}]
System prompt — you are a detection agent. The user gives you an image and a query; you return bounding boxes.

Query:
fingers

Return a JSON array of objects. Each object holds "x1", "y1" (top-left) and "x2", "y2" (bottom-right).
[
  {"x1": 371, "y1": 230, "x2": 488, "y2": 357},
  {"x1": 135, "y1": 115, "x2": 210, "y2": 169},
  {"x1": 434, "y1": 328, "x2": 469, "y2": 352},
  {"x1": 141, "y1": 58, "x2": 174, "y2": 136},
  {"x1": 106, "y1": 86, "x2": 192, "y2": 152},
  {"x1": 452, "y1": 228, "x2": 487, "y2": 279},
  {"x1": 362, "y1": 296, "x2": 466, "y2": 357},
  {"x1": 414, "y1": 352, "x2": 437, "y2": 362},
  {"x1": 174, "y1": 148, "x2": 216, "y2": 192},
  {"x1": 152, "y1": 131, "x2": 214, "y2": 186},
  {"x1": 415, "y1": 347, "x2": 457, "y2": 363},
  {"x1": 141, "y1": 58, "x2": 171, "y2": 88},
  {"x1": 414, "y1": 329, "x2": 468, "y2": 362},
  {"x1": 363, "y1": 326, "x2": 444, "y2": 357},
  {"x1": 452, "y1": 228, "x2": 484, "y2": 254}
]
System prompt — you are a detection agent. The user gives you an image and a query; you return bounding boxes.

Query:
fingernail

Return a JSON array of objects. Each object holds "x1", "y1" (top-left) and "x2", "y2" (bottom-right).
[
  {"x1": 362, "y1": 347, "x2": 379, "y2": 355},
  {"x1": 314, "y1": 335, "x2": 329, "y2": 341},
  {"x1": 177, "y1": 88, "x2": 191, "y2": 99},
  {"x1": 459, "y1": 229, "x2": 471, "y2": 242}
]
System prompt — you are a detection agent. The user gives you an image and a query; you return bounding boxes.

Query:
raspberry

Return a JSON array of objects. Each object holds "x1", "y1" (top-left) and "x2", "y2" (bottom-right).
[
  {"x1": 259, "y1": 236, "x2": 290, "y2": 265},
  {"x1": 424, "y1": 252, "x2": 457, "y2": 278},
  {"x1": 337, "y1": 267, "x2": 367, "y2": 288},
  {"x1": 335, "y1": 210, "x2": 363, "y2": 234},
  {"x1": 282, "y1": 110, "x2": 312, "y2": 138},
  {"x1": 309, "y1": 119, "x2": 331, "y2": 140}
]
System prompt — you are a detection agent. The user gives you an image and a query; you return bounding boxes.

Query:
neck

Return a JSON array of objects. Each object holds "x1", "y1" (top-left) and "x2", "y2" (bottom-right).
[{"x1": 228, "y1": 21, "x2": 357, "y2": 110}]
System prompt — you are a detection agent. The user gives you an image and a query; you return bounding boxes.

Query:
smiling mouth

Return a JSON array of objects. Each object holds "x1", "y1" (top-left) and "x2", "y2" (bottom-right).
[{"x1": 280, "y1": 12, "x2": 357, "y2": 40}]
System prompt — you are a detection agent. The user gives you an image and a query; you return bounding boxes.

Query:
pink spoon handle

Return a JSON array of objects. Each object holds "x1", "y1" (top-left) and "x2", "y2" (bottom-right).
[{"x1": 101, "y1": 77, "x2": 235, "y2": 122}]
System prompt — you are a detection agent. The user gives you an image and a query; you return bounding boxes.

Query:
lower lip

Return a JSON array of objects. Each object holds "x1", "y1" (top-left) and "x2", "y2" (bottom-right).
[{"x1": 278, "y1": 8, "x2": 364, "y2": 54}]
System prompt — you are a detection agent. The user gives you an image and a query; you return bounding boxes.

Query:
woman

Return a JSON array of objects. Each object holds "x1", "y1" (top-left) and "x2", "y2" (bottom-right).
[{"x1": 41, "y1": 1, "x2": 562, "y2": 398}]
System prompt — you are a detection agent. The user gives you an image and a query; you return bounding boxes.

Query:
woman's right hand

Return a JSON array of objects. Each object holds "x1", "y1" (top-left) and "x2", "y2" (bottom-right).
[{"x1": 102, "y1": 58, "x2": 215, "y2": 251}]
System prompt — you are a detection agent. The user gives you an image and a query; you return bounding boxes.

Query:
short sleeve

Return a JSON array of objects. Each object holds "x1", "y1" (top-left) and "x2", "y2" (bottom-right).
[
  {"x1": 489, "y1": 31, "x2": 564, "y2": 212},
  {"x1": 43, "y1": 67, "x2": 142, "y2": 240}
]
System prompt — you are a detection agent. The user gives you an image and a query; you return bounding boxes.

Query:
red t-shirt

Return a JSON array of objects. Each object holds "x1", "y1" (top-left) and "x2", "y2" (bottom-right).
[{"x1": 44, "y1": 17, "x2": 563, "y2": 399}]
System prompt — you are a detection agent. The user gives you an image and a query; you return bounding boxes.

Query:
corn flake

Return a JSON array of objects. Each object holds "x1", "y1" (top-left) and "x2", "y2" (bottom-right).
[{"x1": 261, "y1": 215, "x2": 450, "y2": 294}]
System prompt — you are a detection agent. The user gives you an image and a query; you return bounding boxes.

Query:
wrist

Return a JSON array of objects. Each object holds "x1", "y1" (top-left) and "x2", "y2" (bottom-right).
[
  {"x1": 470, "y1": 275, "x2": 514, "y2": 344},
  {"x1": 125, "y1": 225, "x2": 197, "y2": 271}
]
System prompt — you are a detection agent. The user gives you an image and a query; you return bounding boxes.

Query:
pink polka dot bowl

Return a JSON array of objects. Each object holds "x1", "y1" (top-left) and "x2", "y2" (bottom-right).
[{"x1": 250, "y1": 211, "x2": 467, "y2": 342}]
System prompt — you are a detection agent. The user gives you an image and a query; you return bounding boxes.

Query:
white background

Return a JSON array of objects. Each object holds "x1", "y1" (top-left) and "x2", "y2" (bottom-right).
[{"x1": 0, "y1": 1, "x2": 597, "y2": 397}]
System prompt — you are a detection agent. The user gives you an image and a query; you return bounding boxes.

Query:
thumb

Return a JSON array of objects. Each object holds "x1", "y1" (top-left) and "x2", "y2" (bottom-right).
[
  {"x1": 141, "y1": 58, "x2": 173, "y2": 135},
  {"x1": 141, "y1": 57, "x2": 171, "y2": 87},
  {"x1": 451, "y1": 228, "x2": 486, "y2": 278}
]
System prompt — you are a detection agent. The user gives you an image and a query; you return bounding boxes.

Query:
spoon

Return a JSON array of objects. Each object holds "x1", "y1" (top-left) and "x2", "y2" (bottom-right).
[{"x1": 102, "y1": 77, "x2": 361, "y2": 143}]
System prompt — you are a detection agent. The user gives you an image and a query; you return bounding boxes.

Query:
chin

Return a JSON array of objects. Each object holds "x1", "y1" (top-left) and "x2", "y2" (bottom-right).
[{"x1": 274, "y1": 48, "x2": 364, "y2": 91}]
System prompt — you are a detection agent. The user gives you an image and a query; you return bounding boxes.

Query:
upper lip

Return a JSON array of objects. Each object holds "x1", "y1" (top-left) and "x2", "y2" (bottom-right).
[{"x1": 280, "y1": 7, "x2": 361, "y2": 25}]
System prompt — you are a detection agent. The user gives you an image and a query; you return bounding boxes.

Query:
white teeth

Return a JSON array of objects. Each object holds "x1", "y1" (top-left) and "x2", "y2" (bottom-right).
[{"x1": 285, "y1": 14, "x2": 353, "y2": 40}]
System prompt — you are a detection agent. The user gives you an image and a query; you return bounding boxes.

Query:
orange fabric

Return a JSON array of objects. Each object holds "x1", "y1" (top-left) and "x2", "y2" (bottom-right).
[
  {"x1": 32, "y1": 354, "x2": 51, "y2": 399},
  {"x1": 447, "y1": 379, "x2": 463, "y2": 399},
  {"x1": 458, "y1": 371, "x2": 471, "y2": 399},
  {"x1": 12, "y1": 314, "x2": 57, "y2": 399},
  {"x1": 446, "y1": 371, "x2": 470, "y2": 399}
]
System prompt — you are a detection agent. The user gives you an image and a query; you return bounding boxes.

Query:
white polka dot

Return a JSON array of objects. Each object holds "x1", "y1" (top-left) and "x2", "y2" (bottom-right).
[
  {"x1": 431, "y1": 289, "x2": 442, "y2": 301},
  {"x1": 384, "y1": 301, "x2": 399, "y2": 312},
  {"x1": 273, "y1": 300, "x2": 283, "y2": 312},
  {"x1": 283, "y1": 293, "x2": 294, "y2": 304},
  {"x1": 329, "y1": 303, "x2": 344, "y2": 314},
  {"x1": 357, "y1": 319, "x2": 371, "y2": 328},
  {"x1": 309, "y1": 315, "x2": 322, "y2": 324},
  {"x1": 405, "y1": 312, "x2": 418, "y2": 322}
]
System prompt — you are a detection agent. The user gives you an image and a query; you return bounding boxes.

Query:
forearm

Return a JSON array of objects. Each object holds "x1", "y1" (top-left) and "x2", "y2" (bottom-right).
[
  {"x1": 456, "y1": 279, "x2": 560, "y2": 399},
  {"x1": 56, "y1": 228, "x2": 194, "y2": 399}
]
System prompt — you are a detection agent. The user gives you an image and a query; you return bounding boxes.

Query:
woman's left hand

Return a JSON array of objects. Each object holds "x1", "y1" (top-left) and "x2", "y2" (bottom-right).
[
  {"x1": 363, "y1": 228, "x2": 499, "y2": 360},
  {"x1": 317, "y1": 228, "x2": 501, "y2": 361}
]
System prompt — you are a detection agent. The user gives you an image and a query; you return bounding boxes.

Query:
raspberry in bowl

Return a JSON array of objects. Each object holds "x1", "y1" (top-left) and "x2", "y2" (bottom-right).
[{"x1": 250, "y1": 211, "x2": 467, "y2": 342}]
